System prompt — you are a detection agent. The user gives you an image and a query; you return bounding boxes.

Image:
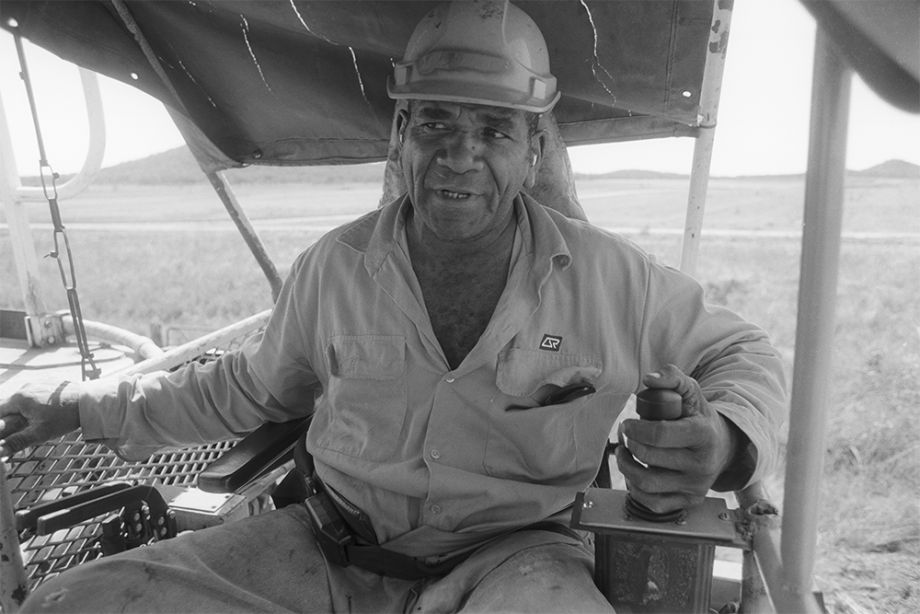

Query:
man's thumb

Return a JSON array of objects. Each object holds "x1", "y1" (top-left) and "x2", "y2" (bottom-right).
[{"x1": 642, "y1": 364, "x2": 705, "y2": 418}]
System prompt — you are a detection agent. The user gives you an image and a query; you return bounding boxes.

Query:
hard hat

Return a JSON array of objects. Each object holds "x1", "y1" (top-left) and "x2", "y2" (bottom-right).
[{"x1": 388, "y1": 0, "x2": 560, "y2": 113}]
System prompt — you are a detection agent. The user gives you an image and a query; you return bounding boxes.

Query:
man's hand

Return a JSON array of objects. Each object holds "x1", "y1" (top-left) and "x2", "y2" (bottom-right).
[
  {"x1": 0, "y1": 382, "x2": 81, "y2": 458},
  {"x1": 615, "y1": 364, "x2": 739, "y2": 513}
]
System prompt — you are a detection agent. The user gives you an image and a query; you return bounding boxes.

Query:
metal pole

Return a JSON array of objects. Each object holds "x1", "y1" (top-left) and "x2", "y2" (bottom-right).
[
  {"x1": 0, "y1": 69, "x2": 52, "y2": 341},
  {"x1": 0, "y1": 462, "x2": 29, "y2": 612},
  {"x1": 117, "y1": 309, "x2": 271, "y2": 376},
  {"x1": 681, "y1": 128, "x2": 716, "y2": 276},
  {"x1": 204, "y1": 170, "x2": 284, "y2": 301},
  {"x1": 108, "y1": 1, "x2": 282, "y2": 302},
  {"x1": 780, "y1": 27, "x2": 851, "y2": 611},
  {"x1": 679, "y1": 0, "x2": 732, "y2": 276},
  {"x1": 1, "y1": 31, "x2": 106, "y2": 346},
  {"x1": 15, "y1": 69, "x2": 106, "y2": 203}
]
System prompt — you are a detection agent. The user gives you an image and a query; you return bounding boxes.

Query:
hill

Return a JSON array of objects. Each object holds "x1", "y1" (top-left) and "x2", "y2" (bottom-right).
[
  {"x1": 854, "y1": 159, "x2": 920, "y2": 178},
  {"x1": 575, "y1": 169, "x2": 688, "y2": 180},
  {"x1": 28, "y1": 146, "x2": 387, "y2": 186},
  {"x1": 577, "y1": 159, "x2": 920, "y2": 181},
  {"x1": 22, "y1": 146, "x2": 920, "y2": 185}
]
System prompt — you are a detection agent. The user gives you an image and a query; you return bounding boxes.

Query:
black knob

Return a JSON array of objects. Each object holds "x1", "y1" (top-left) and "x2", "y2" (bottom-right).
[{"x1": 636, "y1": 388, "x2": 682, "y2": 421}]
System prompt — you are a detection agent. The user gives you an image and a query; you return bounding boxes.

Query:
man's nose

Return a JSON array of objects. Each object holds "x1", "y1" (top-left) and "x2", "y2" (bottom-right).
[{"x1": 437, "y1": 132, "x2": 482, "y2": 173}]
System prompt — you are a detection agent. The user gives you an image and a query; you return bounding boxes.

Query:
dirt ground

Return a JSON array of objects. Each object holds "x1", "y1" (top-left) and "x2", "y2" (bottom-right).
[{"x1": 817, "y1": 546, "x2": 919, "y2": 613}]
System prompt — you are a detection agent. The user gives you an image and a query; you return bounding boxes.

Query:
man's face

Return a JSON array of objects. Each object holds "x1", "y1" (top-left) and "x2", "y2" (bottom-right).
[{"x1": 398, "y1": 100, "x2": 540, "y2": 245}]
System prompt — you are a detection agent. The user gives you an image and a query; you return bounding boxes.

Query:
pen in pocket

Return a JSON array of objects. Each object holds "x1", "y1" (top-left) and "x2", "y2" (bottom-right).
[
  {"x1": 541, "y1": 383, "x2": 596, "y2": 405},
  {"x1": 507, "y1": 382, "x2": 596, "y2": 410}
]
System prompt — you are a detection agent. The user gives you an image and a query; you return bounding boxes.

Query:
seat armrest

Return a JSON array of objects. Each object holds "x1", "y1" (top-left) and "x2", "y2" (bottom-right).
[
  {"x1": 16, "y1": 482, "x2": 133, "y2": 534},
  {"x1": 197, "y1": 417, "x2": 311, "y2": 493}
]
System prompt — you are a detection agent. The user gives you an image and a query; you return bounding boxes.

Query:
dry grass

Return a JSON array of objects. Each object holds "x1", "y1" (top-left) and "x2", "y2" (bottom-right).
[{"x1": 1, "y1": 177, "x2": 918, "y2": 610}]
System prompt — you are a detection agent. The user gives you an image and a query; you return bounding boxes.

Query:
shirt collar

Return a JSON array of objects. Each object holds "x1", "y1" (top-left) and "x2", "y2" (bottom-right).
[
  {"x1": 337, "y1": 195, "x2": 409, "y2": 275},
  {"x1": 515, "y1": 192, "x2": 573, "y2": 272},
  {"x1": 338, "y1": 192, "x2": 573, "y2": 275}
]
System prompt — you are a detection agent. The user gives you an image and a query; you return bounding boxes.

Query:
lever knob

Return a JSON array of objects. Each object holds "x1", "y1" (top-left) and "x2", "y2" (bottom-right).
[
  {"x1": 635, "y1": 388, "x2": 682, "y2": 421},
  {"x1": 627, "y1": 388, "x2": 686, "y2": 523}
]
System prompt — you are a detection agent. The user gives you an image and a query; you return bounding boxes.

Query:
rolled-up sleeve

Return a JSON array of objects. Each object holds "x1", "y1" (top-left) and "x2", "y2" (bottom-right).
[
  {"x1": 79, "y1": 251, "x2": 319, "y2": 461},
  {"x1": 637, "y1": 262, "x2": 787, "y2": 489}
]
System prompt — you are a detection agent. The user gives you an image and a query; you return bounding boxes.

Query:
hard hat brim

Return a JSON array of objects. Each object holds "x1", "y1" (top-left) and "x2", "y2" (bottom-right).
[{"x1": 388, "y1": 77, "x2": 560, "y2": 114}]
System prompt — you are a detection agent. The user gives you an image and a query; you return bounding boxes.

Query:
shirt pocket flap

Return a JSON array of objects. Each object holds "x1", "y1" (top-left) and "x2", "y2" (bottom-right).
[
  {"x1": 329, "y1": 335, "x2": 405, "y2": 380},
  {"x1": 496, "y1": 348, "x2": 601, "y2": 398}
]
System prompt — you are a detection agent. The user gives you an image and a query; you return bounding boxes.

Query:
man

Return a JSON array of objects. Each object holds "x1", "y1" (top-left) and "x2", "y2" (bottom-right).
[{"x1": 0, "y1": 1, "x2": 785, "y2": 612}]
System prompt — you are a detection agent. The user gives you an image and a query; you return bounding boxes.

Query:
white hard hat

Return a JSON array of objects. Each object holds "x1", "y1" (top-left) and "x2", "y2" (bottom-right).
[{"x1": 388, "y1": 0, "x2": 560, "y2": 113}]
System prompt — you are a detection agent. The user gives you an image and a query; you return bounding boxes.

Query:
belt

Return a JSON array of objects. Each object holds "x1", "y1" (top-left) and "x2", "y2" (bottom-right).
[
  {"x1": 303, "y1": 477, "x2": 476, "y2": 580},
  {"x1": 294, "y1": 435, "x2": 579, "y2": 580},
  {"x1": 306, "y1": 487, "x2": 579, "y2": 580}
]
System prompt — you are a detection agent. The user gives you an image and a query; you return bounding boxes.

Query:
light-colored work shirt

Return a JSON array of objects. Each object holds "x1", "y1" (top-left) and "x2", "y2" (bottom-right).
[{"x1": 80, "y1": 194, "x2": 786, "y2": 558}]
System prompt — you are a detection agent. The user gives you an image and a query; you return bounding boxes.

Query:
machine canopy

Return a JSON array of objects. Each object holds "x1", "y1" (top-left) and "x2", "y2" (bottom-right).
[{"x1": 3, "y1": 1, "x2": 917, "y2": 172}]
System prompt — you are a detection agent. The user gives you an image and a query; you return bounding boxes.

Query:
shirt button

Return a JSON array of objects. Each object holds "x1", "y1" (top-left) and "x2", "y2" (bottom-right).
[
  {"x1": 430, "y1": 448, "x2": 441, "y2": 460},
  {"x1": 445, "y1": 376, "x2": 456, "y2": 383},
  {"x1": 430, "y1": 504, "x2": 442, "y2": 514}
]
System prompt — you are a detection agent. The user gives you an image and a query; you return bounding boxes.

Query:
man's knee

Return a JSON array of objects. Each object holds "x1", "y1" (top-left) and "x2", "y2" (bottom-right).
[
  {"x1": 494, "y1": 545, "x2": 590, "y2": 587},
  {"x1": 19, "y1": 581, "x2": 70, "y2": 614},
  {"x1": 463, "y1": 543, "x2": 613, "y2": 613},
  {"x1": 21, "y1": 556, "x2": 150, "y2": 613}
]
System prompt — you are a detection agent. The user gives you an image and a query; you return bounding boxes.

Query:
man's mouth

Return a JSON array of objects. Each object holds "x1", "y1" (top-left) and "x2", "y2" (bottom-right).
[{"x1": 437, "y1": 189, "x2": 472, "y2": 200}]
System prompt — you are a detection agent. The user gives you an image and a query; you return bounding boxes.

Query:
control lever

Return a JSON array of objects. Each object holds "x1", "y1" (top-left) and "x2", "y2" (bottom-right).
[
  {"x1": 635, "y1": 388, "x2": 682, "y2": 421},
  {"x1": 625, "y1": 387, "x2": 686, "y2": 522}
]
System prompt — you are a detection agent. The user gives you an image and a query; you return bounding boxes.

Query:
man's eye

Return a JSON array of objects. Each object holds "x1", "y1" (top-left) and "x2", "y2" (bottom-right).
[
  {"x1": 484, "y1": 128, "x2": 509, "y2": 139},
  {"x1": 421, "y1": 122, "x2": 448, "y2": 130}
]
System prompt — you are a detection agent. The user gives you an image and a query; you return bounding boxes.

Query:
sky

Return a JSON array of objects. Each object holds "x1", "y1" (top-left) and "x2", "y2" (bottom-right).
[{"x1": 1, "y1": 0, "x2": 918, "y2": 178}]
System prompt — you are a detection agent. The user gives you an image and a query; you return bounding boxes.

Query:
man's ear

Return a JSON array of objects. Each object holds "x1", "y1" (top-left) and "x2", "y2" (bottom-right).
[
  {"x1": 381, "y1": 103, "x2": 410, "y2": 206},
  {"x1": 395, "y1": 108, "x2": 410, "y2": 151},
  {"x1": 524, "y1": 129, "x2": 547, "y2": 189}
]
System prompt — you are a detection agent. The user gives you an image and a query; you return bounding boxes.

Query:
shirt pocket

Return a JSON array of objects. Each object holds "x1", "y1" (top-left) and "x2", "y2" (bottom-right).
[
  {"x1": 317, "y1": 335, "x2": 408, "y2": 462},
  {"x1": 483, "y1": 348, "x2": 602, "y2": 482}
]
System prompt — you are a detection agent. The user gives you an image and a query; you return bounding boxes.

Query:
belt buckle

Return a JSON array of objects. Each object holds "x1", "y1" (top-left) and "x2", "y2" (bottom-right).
[{"x1": 305, "y1": 491, "x2": 353, "y2": 567}]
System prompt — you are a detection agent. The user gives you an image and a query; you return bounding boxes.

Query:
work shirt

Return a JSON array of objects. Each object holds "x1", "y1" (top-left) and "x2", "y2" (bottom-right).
[{"x1": 80, "y1": 194, "x2": 786, "y2": 558}]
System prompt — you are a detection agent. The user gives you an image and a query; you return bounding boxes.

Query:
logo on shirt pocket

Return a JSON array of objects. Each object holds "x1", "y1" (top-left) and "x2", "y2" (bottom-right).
[{"x1": 539, "y1": 334, "x2": 563, "y2": 351}]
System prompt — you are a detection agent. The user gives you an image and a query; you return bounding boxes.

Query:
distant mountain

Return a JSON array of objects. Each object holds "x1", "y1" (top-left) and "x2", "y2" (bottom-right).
[
  {"x1": 576, "y1": 169, "x2": 687, "y2": 180},
  {"x1": 95, "y1": 147, "x2": 203, "y2": 184},
  {"x1": 577, "y1": 159, "x2": 920, "y2": 181},
  {"x1": 854, "y1": 159, "x2": 920, "y2": 178},
  {"x1": 580, "y1": 160, "x2": 920, "y2": 181},
  {"x1": 24, "y1": 147, "x2": 919, "y2": 185},
  {"x1": 80, "y1": 146, "x2": 386, "y2": 185}
]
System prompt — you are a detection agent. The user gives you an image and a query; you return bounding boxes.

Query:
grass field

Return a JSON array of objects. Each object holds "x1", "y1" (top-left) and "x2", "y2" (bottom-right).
[{"x1": 2, "y1": 176, "x2": 919, "y2": 611}]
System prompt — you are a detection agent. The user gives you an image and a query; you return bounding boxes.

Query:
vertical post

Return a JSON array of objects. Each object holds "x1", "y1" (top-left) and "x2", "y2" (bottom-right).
[
  {"x1": 0, "y1": 462, "x2": 29, "y2": 612},
  {"x1": 0, "y1": 85, "x2": 55, "y2": 345},
  {"x1": 1, "y1": 33, "x2": 105, "y2": 347},
  {"x1": 680, "y1": 129, "x2": 716, "y2": 276},
  {"x1": 12, "y1": 69, "x2": 106, "y2": 203},
  {"x1": 204, "y1": 170, "x2": 283, "y2": 301},
  {"x1": 679, "y1": 0, "x2": 732, "y2": 276},
  {"x1": 780, "y1": 27, "x2": 851, "y2": 612}
]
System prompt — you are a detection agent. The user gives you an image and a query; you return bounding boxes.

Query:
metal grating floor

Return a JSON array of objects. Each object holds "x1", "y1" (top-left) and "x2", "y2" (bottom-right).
[{"x1": 8, "y1": 432, "x2": 236, "y2": 587}]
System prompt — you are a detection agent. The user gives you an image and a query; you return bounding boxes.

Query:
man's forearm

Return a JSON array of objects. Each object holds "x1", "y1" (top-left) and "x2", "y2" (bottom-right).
[
  {"x1": 78, "y1": 350, "x2": 297, "y2": 461},
  {"x1": 711, "y1": 416, "x2": 757, "y2": 492}
]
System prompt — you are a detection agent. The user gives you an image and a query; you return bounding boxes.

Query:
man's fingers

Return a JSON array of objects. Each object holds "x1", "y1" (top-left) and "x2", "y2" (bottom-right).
[
  {"x1": 621, "y1": 433, "x2": 697, "y2": 471},
  {"x1": 0, "y1": 429, "x2": 36, "y2": 458},
  {"x1": 617, "y1": 449, "x2": 702, "y2": 513},
  {"x1": 616, "y1": 445, "x2": 697, "y2": 493},
  {"x1": 621, "y1": 416, "x2": 712, "y2": 449},
  {"x1": 0, "y1": 414, "x2": 27, "y2": 440},
  {"x1": 0, "y1": 413, "x2": 42, "y2": 457},
  {"x1": 642, "y1": 364, "x2": 710, "y2": 418},
  {"x1": 641, "y1": 365, "x2": 681, "y2": 390}
]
